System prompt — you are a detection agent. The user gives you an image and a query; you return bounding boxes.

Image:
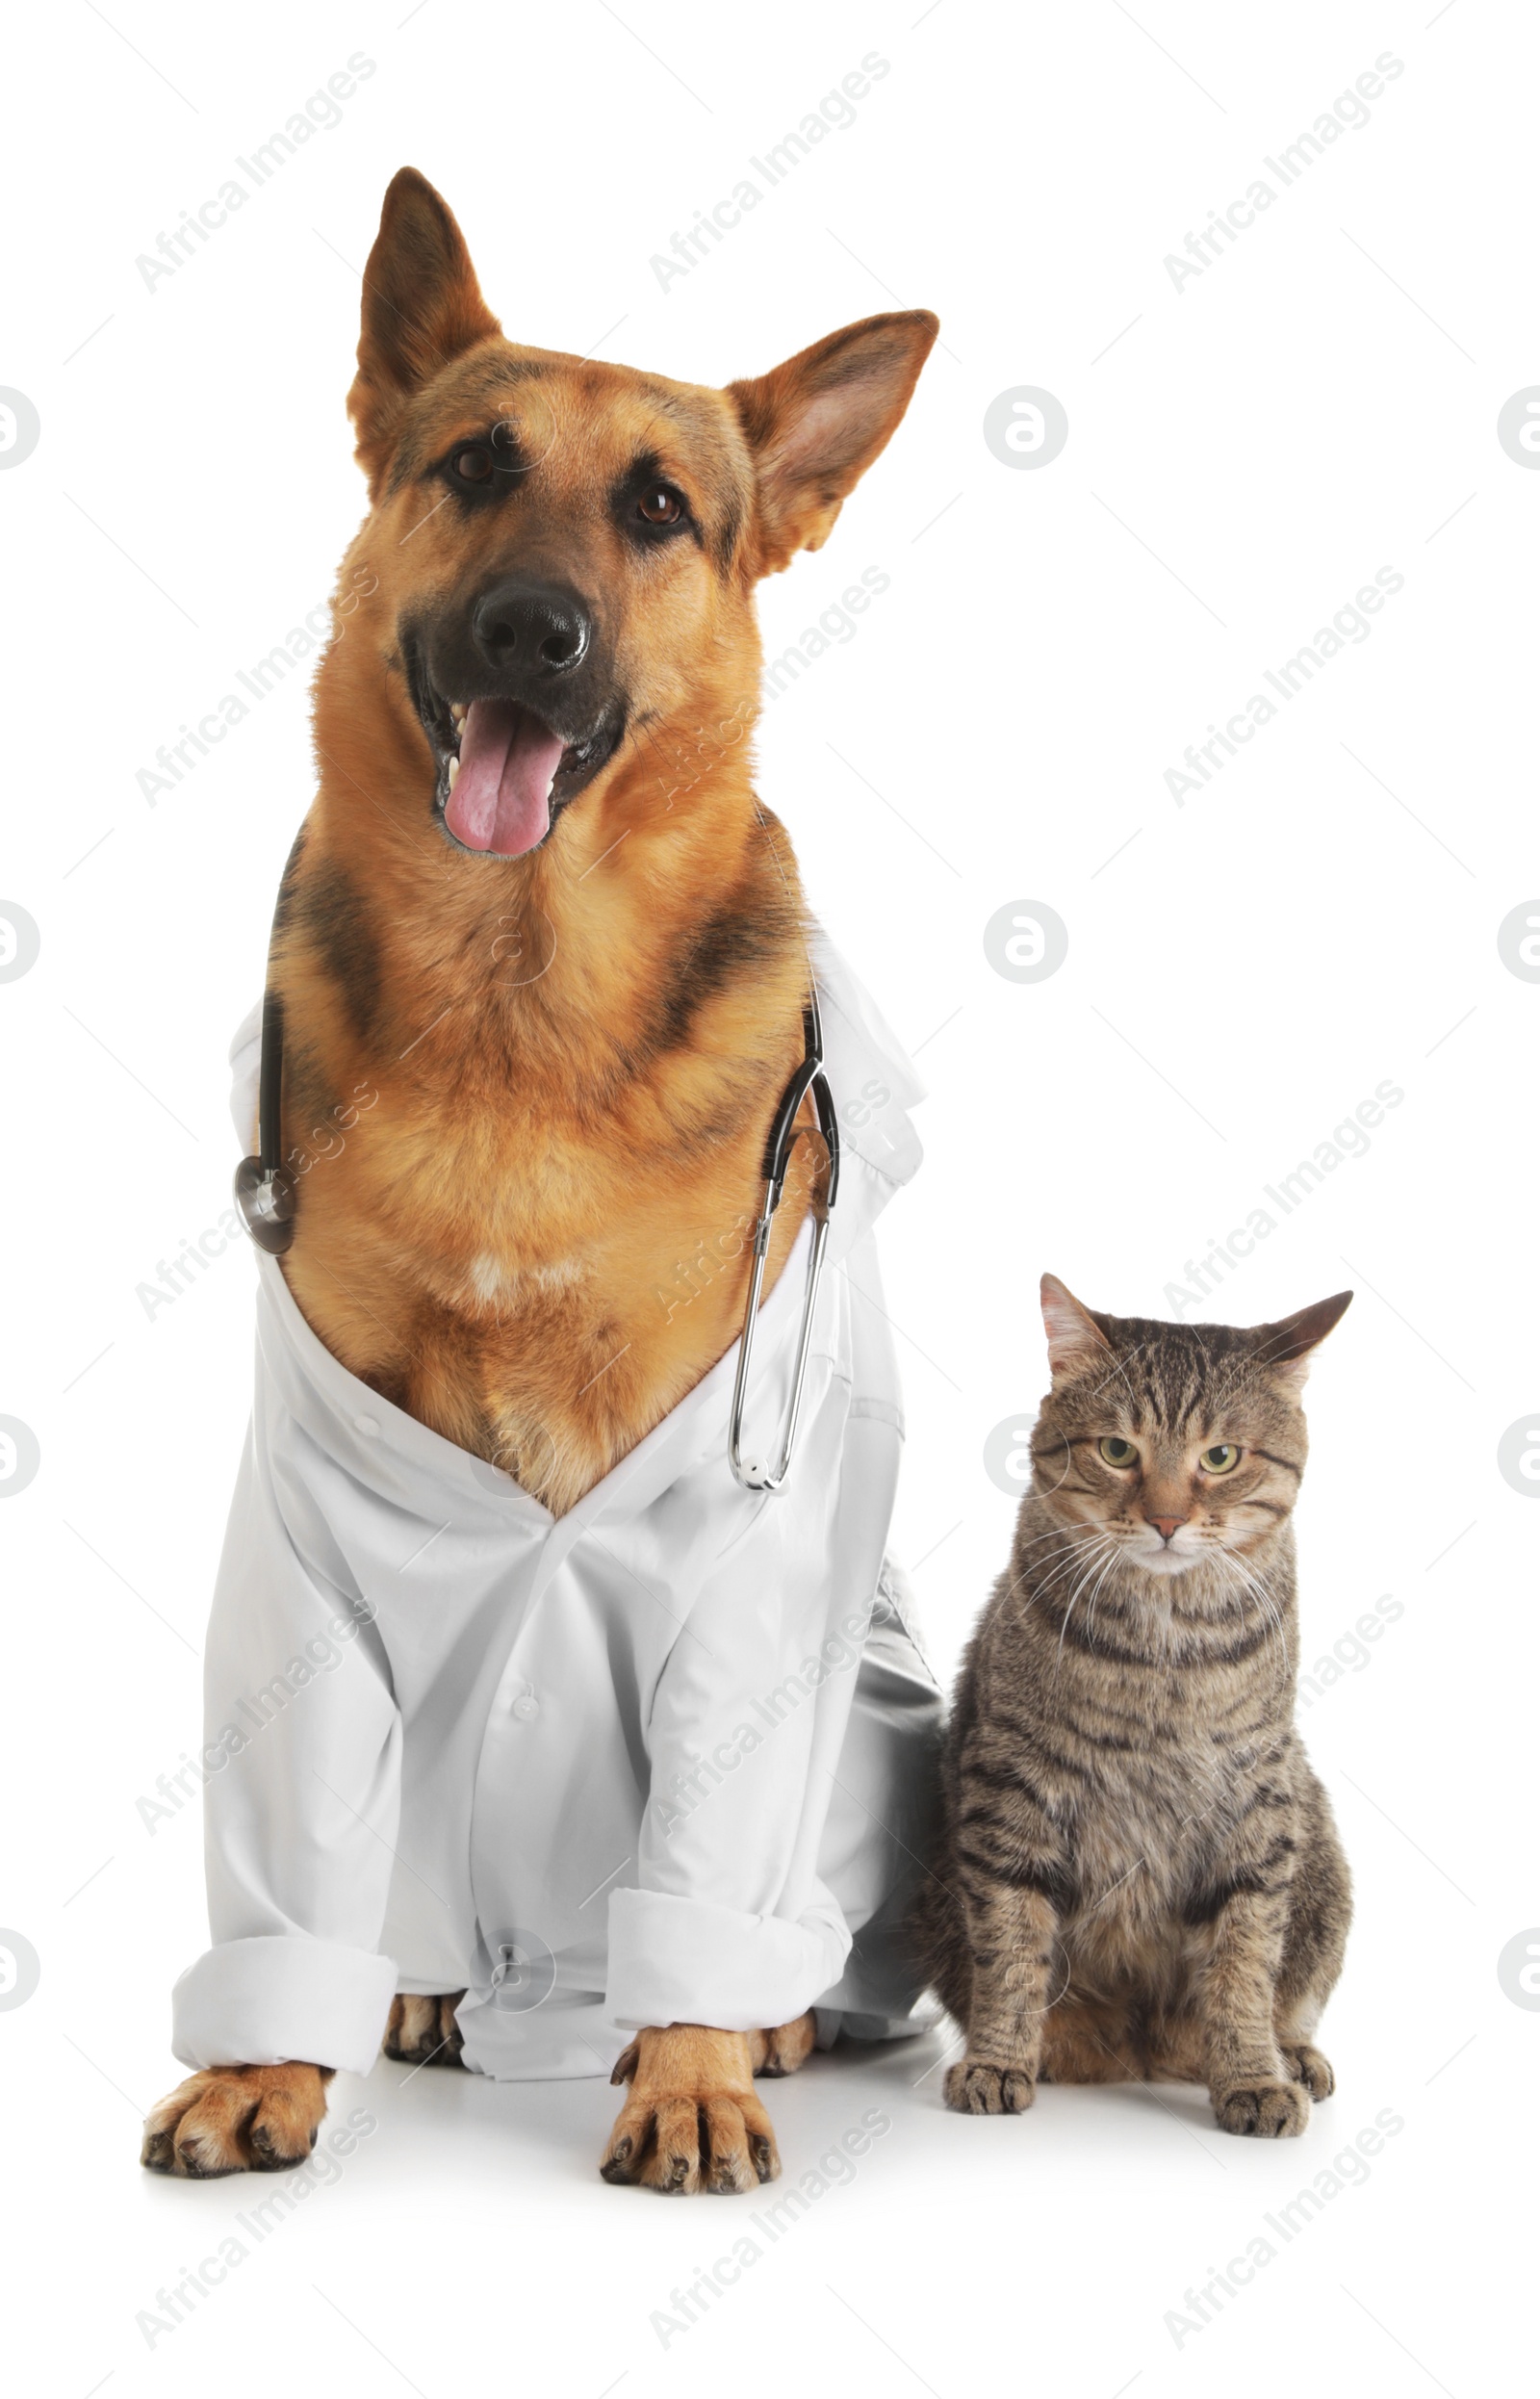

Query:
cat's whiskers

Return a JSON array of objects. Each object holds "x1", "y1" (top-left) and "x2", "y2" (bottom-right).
[
  {"x1": 1013, "y1": 1551, "x2": 1099, "y2": 1638},
  {"x1": 1214, "y1": 1548, "x2": 1290, "y2": 1686},
  {"x1": 1005, "y1": 1518, "x2": 1102, "y2": 1575},
  {"x1": 996, "y1": 1525, "x2": 1114, "y2": 1635},
  {"x1": 1053, "y1": 1535, "x2": 1122, "y2": 1672},
  {"x1": 1031, "y1": 1529, "x2": 1117, "y2": 1611},
  {"x1": 1014, "y1": 1511, "x2": 1108, "y2": 1557},
  {"x1": 1079, "y1": 1537, "x2": 1128, "y2": 1653},
  {"x1": 1028, "y1": 1528, "x2": 1112, "y2": 1604}
]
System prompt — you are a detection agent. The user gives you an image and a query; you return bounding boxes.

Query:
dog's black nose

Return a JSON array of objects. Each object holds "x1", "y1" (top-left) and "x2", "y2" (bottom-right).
[{"x1": 472, "y1": 578, "x2": 591, "y2": 679}]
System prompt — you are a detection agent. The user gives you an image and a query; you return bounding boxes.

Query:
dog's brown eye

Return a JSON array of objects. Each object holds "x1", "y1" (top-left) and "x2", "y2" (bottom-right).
[
  {"x1": 637, "y1": 486, "x2": 681, "y2": 525},
  {"x1": 453, "y1": 445, "x2": 494, "y2": 483}
]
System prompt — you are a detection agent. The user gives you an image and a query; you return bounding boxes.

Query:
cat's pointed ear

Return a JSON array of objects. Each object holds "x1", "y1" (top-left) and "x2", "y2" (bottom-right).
[
  {"x1": 348, "y1": 168, "x2": 501, "y2": 497},
  {"x1": 1040, "y1": 1275, "x2": 1115, "y2": 1381},
  {"x1": 727, "y1": 309, "x2": 937, "y2": 576},
  {"x1": 1255, "y1": 1290, "x2": 1352, "y2": 1396}
]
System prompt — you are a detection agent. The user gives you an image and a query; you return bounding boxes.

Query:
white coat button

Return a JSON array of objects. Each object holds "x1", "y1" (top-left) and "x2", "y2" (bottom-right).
[
  {"x1": 512, "y1": 1694, "x2": 539, "y2": 1721},
  {"x1": 353, "y1": 1413, "x2": 379, "y2": 1435}
]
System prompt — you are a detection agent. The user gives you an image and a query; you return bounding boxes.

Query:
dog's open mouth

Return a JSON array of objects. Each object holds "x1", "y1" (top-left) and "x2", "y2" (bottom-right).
[
  {"x1": 440, "y1": 698, "x2": 568, "y2": 857},
  {"x1": 434, "y1": 698, "x2": 622, "y2": 858},
  {"x1": 412, "y1": 666, "x2": 624, "y2": 859}
]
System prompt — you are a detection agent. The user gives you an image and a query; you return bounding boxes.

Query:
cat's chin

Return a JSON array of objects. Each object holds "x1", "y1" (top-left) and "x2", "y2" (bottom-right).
[{"x1": 1128, "y1": 1545, "x2": 1199, "y2": 1580}]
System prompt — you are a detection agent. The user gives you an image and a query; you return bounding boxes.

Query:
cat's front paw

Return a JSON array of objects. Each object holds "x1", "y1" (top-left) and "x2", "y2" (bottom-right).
[
  {"x1": 943, "y1": 2058, "x2": 1037, "y2": 2116},
  {"x1": 1280, "y1": 2042, "x2": 1334, "y2": 2100},
  {"x1": 1212, "y1": 2076, "x2": 1310, "y2": 2138}
]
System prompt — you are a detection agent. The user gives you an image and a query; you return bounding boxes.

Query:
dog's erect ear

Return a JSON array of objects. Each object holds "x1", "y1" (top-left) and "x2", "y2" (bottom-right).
[
  {"x1": 347, "y1": 168, "x2": 501, "y2": 497},
  {"x1": 1040, "y1": 1275, "x2": 1116, "y2": 1382},
  {"x1": 1253, "y1": 1290, "x2": 1353, "y2": 1397},
  {"x1": 727, "y1": 310, "x2": 937, "y2": 576}
]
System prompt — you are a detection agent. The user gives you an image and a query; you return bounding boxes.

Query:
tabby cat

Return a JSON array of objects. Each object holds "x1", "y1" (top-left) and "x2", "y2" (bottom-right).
[{"x1": 917, "y1": 1276, "x2": 1353, "y2": 2137}]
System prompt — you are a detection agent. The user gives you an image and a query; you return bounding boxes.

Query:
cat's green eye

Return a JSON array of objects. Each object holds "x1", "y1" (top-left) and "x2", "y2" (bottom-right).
[
  {"x1": 1098, "y1": 1436, "x2": 1138, "y2": 1468},
  {"x1": 1199, "y1": 1443, "x2": 1241, "y2": 1475}
]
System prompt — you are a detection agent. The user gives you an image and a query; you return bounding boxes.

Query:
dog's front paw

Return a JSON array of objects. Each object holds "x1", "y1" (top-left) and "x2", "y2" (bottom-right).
[
  {"x1": 1212, "y1": 2075, "x2": 1310, "y2": 2138},
  {"x1": 749, "y1": 2009, "x2": 817, "y2": 2077},
  {"x1": 141, "y1": 2063, "x2": 332, "y2": 2178},
  {"x1": 943, "y1": 2057, "x2": 1037, "y2": 2115},
  {"x1": 601, "y1": 2025, "x2": 779, "y2": 2194},
  {"x1": 384, "y1": 1993, "x2": 465, "y2": 2069}
]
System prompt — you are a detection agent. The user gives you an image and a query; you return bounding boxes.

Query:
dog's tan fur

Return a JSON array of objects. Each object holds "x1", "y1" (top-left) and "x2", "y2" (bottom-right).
[{"x1": 141, "y1": 168, "x2": 936, "y2": 2190}]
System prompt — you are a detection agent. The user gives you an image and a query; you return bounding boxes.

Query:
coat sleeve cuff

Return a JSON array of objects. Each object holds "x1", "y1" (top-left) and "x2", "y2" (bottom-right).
[
  {"x1": 604, "y1": 1888, "x2": 851, "y2": 2032},
  {"x1": 170, "y1": 1936, "x2": 398, "y2": 2075}
]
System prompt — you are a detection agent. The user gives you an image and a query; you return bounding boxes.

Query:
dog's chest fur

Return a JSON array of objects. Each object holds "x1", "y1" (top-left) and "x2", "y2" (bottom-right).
[{"x1": 271, "y1": 821, "x2": 818, "y2": 1513}]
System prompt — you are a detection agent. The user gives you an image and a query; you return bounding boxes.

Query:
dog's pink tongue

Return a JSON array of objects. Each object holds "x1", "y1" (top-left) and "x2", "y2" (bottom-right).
[{"x1": 446, "y1": 701, "x2": 566, "y2": 857}]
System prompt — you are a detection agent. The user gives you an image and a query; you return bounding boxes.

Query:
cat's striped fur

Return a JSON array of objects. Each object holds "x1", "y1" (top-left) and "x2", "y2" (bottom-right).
[{"x1": 916, "y1": 1277, "x2": 1352, "y2": 2137}]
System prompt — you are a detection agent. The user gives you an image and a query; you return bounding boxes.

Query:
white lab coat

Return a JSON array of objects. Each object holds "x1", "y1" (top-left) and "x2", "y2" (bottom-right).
[{"x1": 170, "y1": 936, "x2": 943, "y2": 2080}]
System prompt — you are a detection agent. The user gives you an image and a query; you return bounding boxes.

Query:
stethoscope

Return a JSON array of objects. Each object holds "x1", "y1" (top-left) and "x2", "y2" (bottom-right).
[
  {"x1": 234, "y1": 955, "x2": 839, "y2": 1497},
  {"x1": 726, "y1": 988, "x2": 840, "y2": 1492}
]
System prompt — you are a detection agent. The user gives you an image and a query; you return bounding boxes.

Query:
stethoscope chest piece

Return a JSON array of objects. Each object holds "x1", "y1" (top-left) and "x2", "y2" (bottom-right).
[
  {"x1": 234, "y1": 1154, "x2": 296, "y2": 1254},
  {"x1": 234, "y1": 988, "x2": 296, "y2": 1255}
]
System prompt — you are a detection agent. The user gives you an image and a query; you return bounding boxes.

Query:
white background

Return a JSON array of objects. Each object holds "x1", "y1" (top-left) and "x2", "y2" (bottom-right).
[{"x1": 1, "y1": 2, "x2": 1531, "y2": 2391}]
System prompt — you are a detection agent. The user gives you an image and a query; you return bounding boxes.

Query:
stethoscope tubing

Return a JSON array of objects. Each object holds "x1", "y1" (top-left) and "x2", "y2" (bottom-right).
[{"x1": 233, "y1": 914, "x2": 838, "y2": 1491}]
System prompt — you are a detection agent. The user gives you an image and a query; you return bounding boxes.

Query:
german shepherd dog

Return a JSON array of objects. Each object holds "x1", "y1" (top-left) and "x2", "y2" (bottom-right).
[{"x1": 141, "y1": 170, "x2": 936, "y2": 2192}]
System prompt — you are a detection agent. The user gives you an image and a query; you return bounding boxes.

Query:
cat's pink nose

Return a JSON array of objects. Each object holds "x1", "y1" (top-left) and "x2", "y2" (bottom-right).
[{"x1": 1149, "y1": 1516, "x2": 1184, "y2": 1540}]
